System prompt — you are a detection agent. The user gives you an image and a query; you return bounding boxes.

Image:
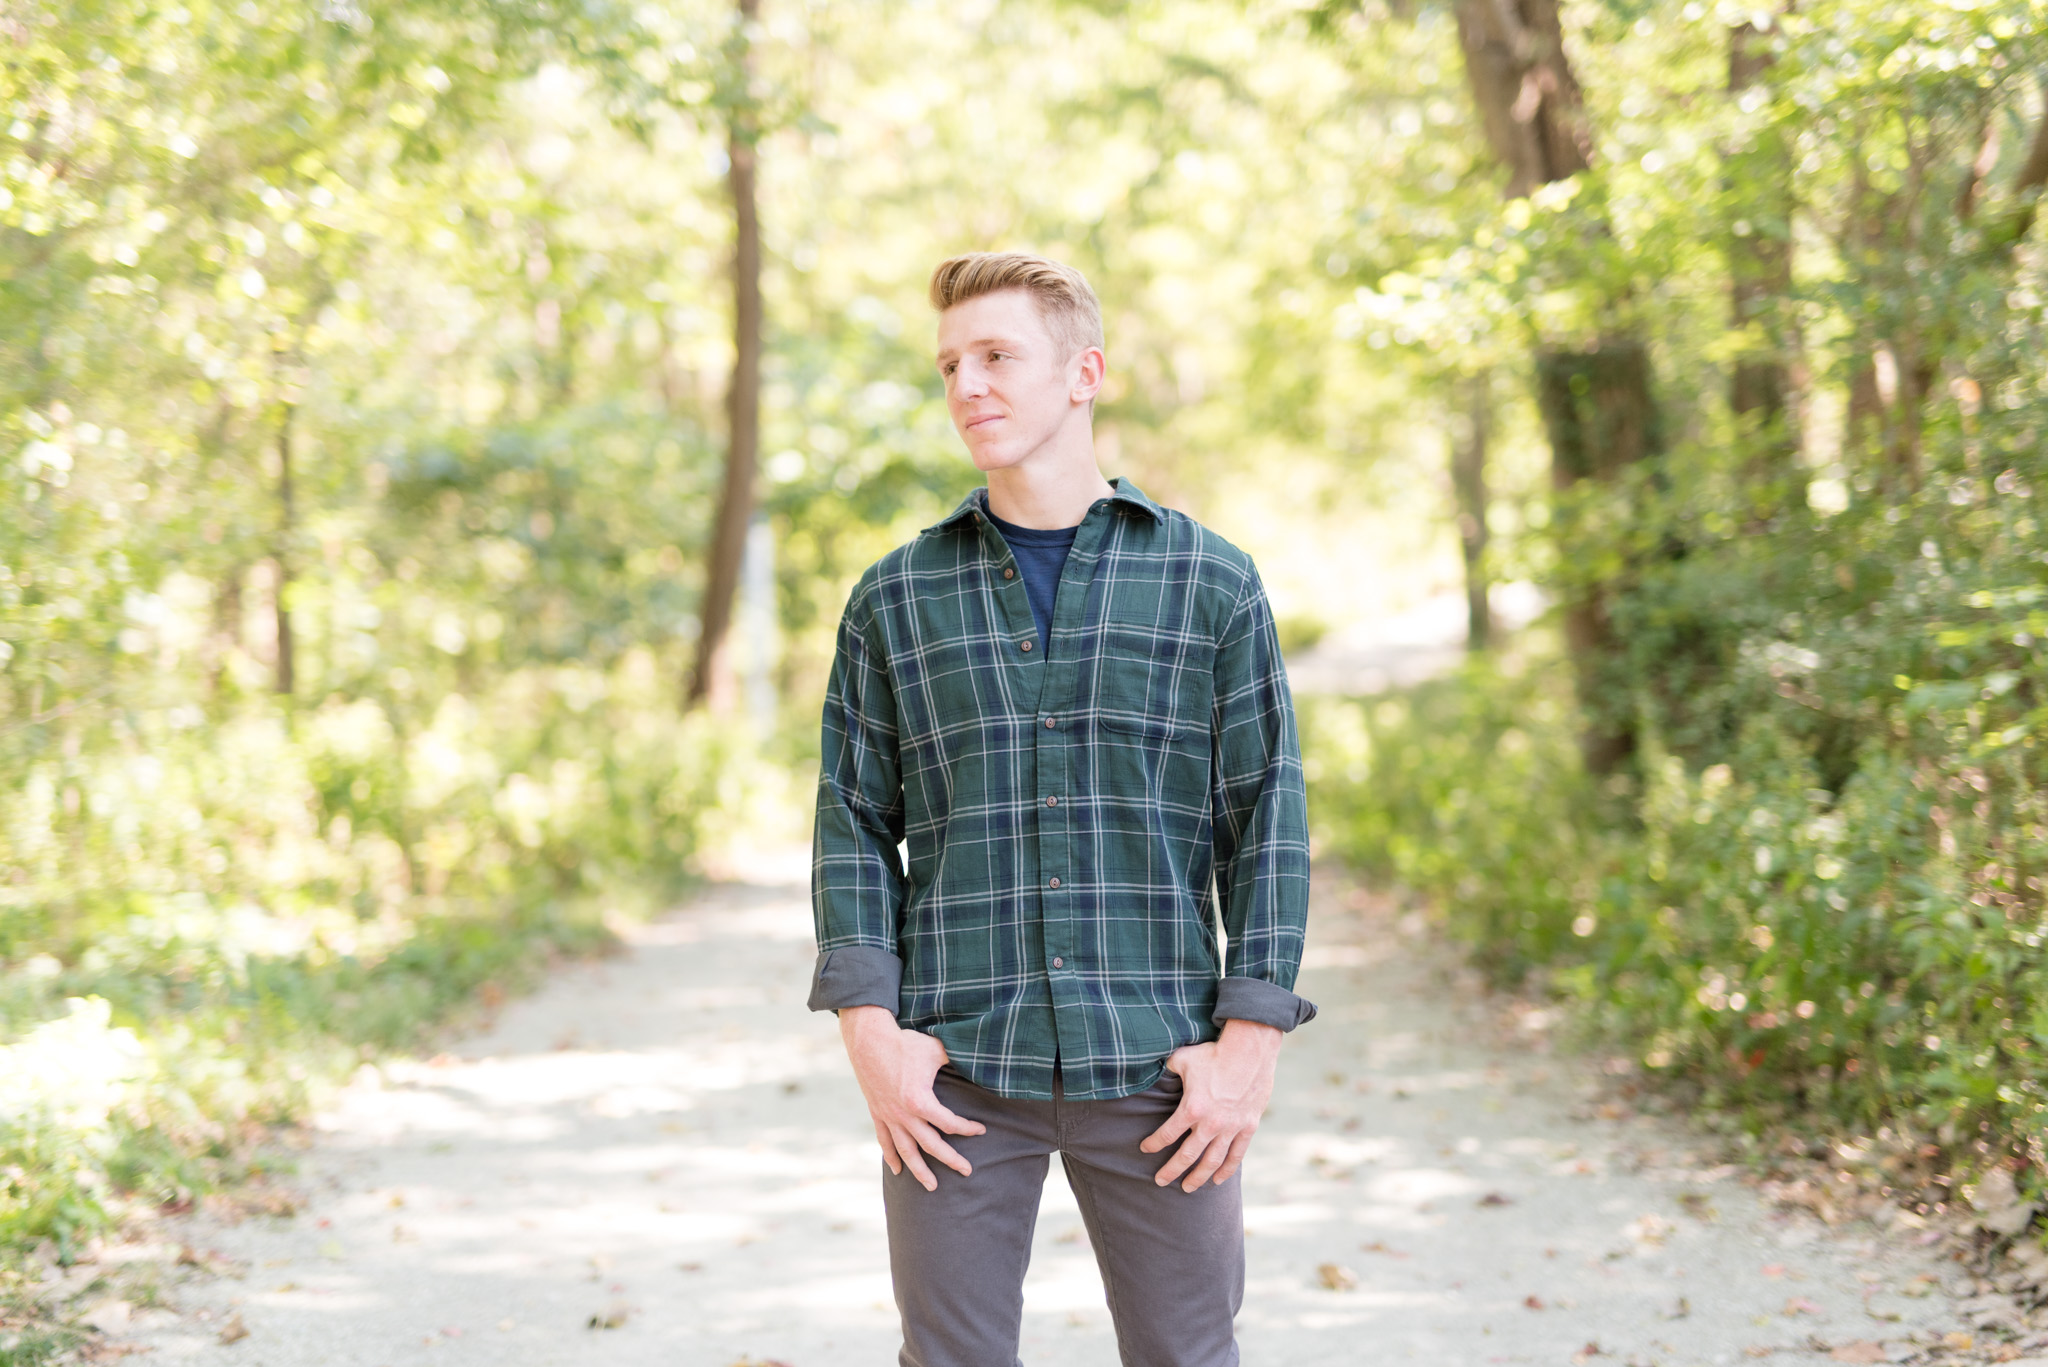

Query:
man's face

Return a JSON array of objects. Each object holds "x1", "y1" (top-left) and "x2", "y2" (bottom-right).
[{"x1": 935, "y1": 289, "x2": 1093, "y2": 472}]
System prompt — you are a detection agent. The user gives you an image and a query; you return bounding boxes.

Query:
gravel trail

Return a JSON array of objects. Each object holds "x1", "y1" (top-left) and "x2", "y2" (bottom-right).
[{"x1": 121, "y1": 855, "x2": 1986, "y2": 1367}]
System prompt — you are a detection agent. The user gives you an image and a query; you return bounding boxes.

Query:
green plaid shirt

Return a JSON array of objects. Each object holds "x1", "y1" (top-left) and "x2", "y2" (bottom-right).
[{"x1": 808, "y1": 479, "x2": 1313, "y2": 1101}]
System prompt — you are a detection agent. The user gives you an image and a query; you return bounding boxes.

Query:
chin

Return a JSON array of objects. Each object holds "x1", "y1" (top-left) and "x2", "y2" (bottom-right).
[{"x1": 966, "y1": 443, "x2": 1028, "y2": 473}]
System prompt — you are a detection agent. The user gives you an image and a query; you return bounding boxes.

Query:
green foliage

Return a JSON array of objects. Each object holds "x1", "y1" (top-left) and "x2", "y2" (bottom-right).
[
  {"x1": 0, "y1": 0, "x2": 787, "y2": 1262},
  {"x1": 1301, "y1": 0, "x2": 2048, "y2": 1216},
  {"x1": 1310, "y1": 436, "x2": 2048, "y2": 1159}
]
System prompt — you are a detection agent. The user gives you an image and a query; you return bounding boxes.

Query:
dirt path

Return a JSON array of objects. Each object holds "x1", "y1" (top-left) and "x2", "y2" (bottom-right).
[{"x1": 121, "y1": 857, "x2": 1996, "y2": 1367}]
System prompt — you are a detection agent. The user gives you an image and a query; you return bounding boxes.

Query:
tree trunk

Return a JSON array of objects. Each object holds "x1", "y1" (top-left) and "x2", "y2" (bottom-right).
[
  {"x1": 1532, "y1": 343, "x2": 1655, "y2": 775},
  {"x1": 1451, "y1": 0, "x2": 1655, "y2": 773},
  {"x1": 1451, "y1": 0, "x2": 1589, "y2": 193},
  {"x1": 274, "y1": 403, "x2": 295, "y2": 697},
  {"x1": 212, "y1": 566, "x2": 242, "y2": 700},
  {"x1": 1726, "y1": 20, "x2": 1799, "y2": 513},
  {"x1": 686, "y1": 0, "x2": 763, "y2": 714},
  {"x1": 1449, "y1": 371, "x2": 1493, "y2": 651}
]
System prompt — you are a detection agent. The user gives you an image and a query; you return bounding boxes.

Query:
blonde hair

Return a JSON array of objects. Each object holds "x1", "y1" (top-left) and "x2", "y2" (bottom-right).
[{"x1": 928, "y1": 252, "x2": 1105, "y2": 359}]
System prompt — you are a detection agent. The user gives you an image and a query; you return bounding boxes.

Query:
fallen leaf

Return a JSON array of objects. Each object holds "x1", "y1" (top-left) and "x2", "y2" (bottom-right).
[
  {"x1": 1784, "y1": 1296, "x2": 1823, "y2": 1316},
  {"x1": 1829, "y1": 1344, "x2": 1888, "y2": 1364},
  {"x1": 217, "y1": 1313, "x2": 250, "y2": 1345},
  {"x1": 1571, "y1": 1342, "x2": 1603, "y2": 1364},
  {"x1": 1524, "y1": 1294, "x2": 1545, "y2": 1310},
  {"x1": 1677, "y1": 1191, "x2": 1719, "y2": 1221},
  {"x1": 1477, "y1": 1192, "x2": 1514, "y2": 1207},
  {"x1": 1942, "y1": 1332, "x2": 1974, "y2": 1350},
  {"x1": 1360, "y1": 1241, "x2": 1408, "y2": 1258},
  {"x1": 1761, "y1": 1263, "x2": 1787, "y2": 1277},
  {"x1": 1317, "y1": 1263, "x2": 1358, "y2": 1291},
  {"x1": 1658, "y1": 1296, "x2": 1691, "y2": 1321},
  {"x1": 588, "y1": 1303, "x2": 632, "y2": 1330}
]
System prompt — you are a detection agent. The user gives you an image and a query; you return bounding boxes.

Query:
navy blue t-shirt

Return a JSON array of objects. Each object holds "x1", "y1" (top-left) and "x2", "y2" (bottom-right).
[{"x1": 985, "y1": 506, "x2": 1079, "y2": 655}]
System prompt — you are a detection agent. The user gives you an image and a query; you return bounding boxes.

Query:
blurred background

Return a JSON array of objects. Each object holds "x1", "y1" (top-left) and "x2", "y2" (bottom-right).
[{"x1": 6, "y1": 0, "x2": 2048, "y2": 1288}]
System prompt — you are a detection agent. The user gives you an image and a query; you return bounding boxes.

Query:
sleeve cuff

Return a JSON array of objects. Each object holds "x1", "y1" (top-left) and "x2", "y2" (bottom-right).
[
  {"x1": 807, "y1": 945, "x2": 903, "y2": 1015},
  {"x1": 1212, "y1": 976, "x2": 1318, "y2": 1032}
]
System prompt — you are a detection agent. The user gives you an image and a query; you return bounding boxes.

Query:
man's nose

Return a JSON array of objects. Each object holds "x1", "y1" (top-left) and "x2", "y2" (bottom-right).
[{"x1": 952, "y1": 363, "x2": 989, "y2": 399}]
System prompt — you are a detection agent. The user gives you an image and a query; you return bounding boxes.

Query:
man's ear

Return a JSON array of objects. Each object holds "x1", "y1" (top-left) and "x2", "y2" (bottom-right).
[{"x1": 1070, "y1": 346, "x2": 1106, "y2": 406}]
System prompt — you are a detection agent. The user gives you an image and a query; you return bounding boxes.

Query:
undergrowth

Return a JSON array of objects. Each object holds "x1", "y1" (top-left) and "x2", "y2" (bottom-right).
[
  {"x1": 0, "y1": 655, "x2": 803, "y2": 1276},
  {"x1": 1304, "y1": 633, "x2": 2048, "y2": 1226}
]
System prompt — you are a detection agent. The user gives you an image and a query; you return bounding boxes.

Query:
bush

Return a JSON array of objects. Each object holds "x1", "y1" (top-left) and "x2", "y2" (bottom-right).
[
  {"x1": 0, "y1": 651, "x2": 786, "y2": 1263},
  {"x1": 1307, "y1": 626, "x2": 2048, "y2": 1167}
]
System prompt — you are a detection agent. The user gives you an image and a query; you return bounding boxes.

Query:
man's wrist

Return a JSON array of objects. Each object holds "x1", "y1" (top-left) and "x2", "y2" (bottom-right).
[
  {"x1": 1217, "y1": 1018, "x2": 1283, "y2": 1049},
  {"x1": 839, "y1": 1004, "x2": 898, "y2": 1036}
]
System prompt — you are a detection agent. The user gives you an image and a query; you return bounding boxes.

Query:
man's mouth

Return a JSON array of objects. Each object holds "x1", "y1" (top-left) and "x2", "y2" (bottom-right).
[{"x1": 965, "y1": 413, "x2": 1003, "y2": 430}]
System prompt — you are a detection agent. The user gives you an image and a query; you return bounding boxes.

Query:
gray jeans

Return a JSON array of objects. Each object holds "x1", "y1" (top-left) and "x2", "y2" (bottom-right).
[{"x1": 882, "y1": 1065, "x2": 1244, "y2": 1367}]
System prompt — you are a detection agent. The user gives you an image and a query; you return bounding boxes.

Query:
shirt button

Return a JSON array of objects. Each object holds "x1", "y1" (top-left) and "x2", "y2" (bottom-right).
[
  {"x1": 1048, "y1": 877, "x2": 1061, "y2": 888},
  {"x1": 1052, "y1": 956, "x2": 1064, "y2": 968},
  {"x1": 1004, "y1": 567, "x2": 1015, "y2": 579},
  {"x1": 1044, "y1": 717, "x2": 1056, "y2": 728},
  {"x1": 1020, "y1": 639, "x2": 1033, "y2": 652},
  {"x1": 1045, "y1": 795, "x2": 1058, "y2": 807}
]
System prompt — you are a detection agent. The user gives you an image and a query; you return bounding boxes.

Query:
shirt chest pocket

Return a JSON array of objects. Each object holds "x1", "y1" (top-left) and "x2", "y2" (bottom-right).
[{"x1": 1094, "y1": 635, "x2": 1213, "y2": 744}]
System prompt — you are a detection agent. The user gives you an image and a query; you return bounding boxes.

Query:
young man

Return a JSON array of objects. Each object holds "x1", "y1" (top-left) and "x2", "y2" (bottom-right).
[{"x1": 808, "y1": 252, "x2": 1313, "y2": 1367}]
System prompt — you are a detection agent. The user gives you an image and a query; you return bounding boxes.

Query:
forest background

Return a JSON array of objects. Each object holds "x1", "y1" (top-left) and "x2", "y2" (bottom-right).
[{"x1": 10, "y1": 0, "x2": 2048, "y2": 1332}]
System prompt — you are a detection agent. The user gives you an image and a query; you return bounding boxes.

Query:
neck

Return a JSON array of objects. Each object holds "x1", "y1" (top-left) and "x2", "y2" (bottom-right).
[{"x1": 984, "y1": 427, "x2": 1115, "y2": 529}]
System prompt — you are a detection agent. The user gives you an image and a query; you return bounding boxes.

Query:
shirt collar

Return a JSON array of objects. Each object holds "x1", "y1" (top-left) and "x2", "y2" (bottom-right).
[{"x1": 926, "y1": 477, "x2": 1166, "y2": 533}]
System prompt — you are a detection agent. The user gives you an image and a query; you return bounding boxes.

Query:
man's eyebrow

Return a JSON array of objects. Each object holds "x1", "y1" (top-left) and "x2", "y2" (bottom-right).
[{"x1": 935, "y1": 336, "x2": 1022, "y2": 363}]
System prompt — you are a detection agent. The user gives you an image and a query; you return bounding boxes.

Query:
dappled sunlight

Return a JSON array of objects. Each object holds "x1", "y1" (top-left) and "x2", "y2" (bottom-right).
[{"x1": 114, "y1": 865, "x2": 1970, "y2": 1364}]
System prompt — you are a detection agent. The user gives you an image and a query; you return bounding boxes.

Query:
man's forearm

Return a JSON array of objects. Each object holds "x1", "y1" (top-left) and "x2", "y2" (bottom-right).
[{"x1": 839, "y1": 1002, "x2": 897, "y2": 1044}]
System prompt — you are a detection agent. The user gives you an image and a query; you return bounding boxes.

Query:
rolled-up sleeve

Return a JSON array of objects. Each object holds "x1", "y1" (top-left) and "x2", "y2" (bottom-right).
[
  {"x1": 1208, "y1": 565, "x2": 1316, "y2": 1031},
  {"x1": 809, "y1": 579, "x2": 908, "y2": 1014}
]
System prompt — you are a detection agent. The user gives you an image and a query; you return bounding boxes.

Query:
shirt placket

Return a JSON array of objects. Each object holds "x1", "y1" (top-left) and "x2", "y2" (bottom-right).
[
  {"x1": 1029, "y1": 499, "x2": 1119, "y2": 1091},
  {"x1": 974, "y1": 508, "x2": 1050, "y2": 1090}
]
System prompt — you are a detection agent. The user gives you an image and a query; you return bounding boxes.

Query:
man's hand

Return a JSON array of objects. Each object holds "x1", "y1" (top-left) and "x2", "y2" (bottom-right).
[
  {"x1": 1140, "y1": 1019, "x2": 1284, "y2": 1192},
  {"x1": 839, "y1": 1005, "x2": 987, "y2": 1192}
]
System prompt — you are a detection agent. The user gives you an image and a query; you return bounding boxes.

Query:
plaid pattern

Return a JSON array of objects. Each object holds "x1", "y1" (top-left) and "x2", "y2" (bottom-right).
[{"x1": 810, "y1": 479, "x2": 1312, "y2": 1101}]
